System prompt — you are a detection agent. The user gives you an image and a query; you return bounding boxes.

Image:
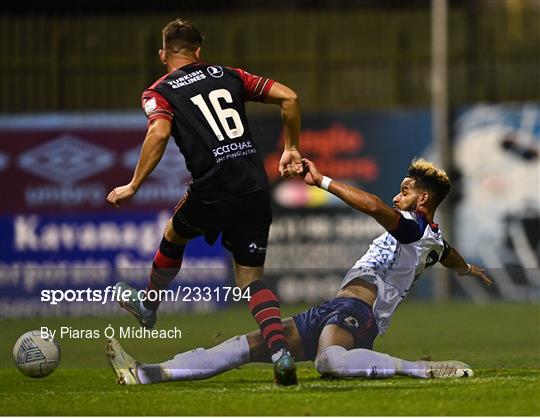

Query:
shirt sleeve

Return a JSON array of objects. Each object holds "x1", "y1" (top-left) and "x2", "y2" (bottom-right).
[
  {"x1": 389, "y1": 210, "x2": 427, "y2": 244},
  {"x1": 230, "y1": 68, "x2": 275, "y2": 102},
  {"x1": 439, "y1": 239, "x2": 452, "y2": 262},
  {"x1": 141, "y1": 89, "x2": 173, "y2": 125}
]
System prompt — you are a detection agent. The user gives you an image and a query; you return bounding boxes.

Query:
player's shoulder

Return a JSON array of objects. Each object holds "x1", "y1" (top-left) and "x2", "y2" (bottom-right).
[
  {"x1": 224, "y1": 66, "x2": 263, "y2": 82},
  {"x1": 144, "y1": 71, "x2": 174, "y2": 93},
  {"x1": 390, "y1": 210, "x2": 435, "y2": 244},
  {"x1": 223, "y1": 65, "x2": 246, "y2": 75},
  {"x1": 205, "y1": 64, "x2": 246, "y2": 81},
  {"x1": 143, "y1": 63, "x2": 204, "y2": 91},
  {"x1": 396, "y1": 210, "x2": 427, "y2": 225},
  {"x1": 401, "y1": 210, "x2": 443, "y2": 240}
]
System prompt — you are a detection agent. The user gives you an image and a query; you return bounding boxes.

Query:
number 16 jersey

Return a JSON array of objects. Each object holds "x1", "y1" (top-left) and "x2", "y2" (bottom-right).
[{"x1": 142, "y1": 63, "x2": 274, "y2": 204}]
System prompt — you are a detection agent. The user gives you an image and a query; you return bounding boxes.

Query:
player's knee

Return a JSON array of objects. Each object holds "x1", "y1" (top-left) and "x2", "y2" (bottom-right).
[
  {"x1": 232, "y1": 250, "x2": 266, "y2": 269},
  {"x1": 166, "y1": 217, "x2": 190, "y2": 245},
  {"x1": 315, "y1": 345, "x2": 347, "y2": 377}
]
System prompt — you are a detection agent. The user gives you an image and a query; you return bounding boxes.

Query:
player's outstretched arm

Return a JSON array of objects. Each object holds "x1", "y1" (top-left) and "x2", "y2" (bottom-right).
[
  {"x1": 107, "y1": 119, "x2": 171, "y2": 208},
  {"x1": 440, "y1": 244, "x2": 493, "y2": 286},
  {"x1": 302, "y1": 158, "x2": 399, "y2": 231},
  {"x1": 264, "y1": 82, "x2": 303, "y2": 177}
]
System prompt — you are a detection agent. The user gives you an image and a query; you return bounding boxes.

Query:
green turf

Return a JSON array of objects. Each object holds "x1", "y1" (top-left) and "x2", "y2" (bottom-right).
[{"x1": 1, "y1": 303, "x2": 539, "y2": 416}]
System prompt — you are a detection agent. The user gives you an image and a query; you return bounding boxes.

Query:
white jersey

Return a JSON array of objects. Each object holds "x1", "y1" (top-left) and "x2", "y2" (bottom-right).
[{"x1": 341, "y1": 210, "x2": 446, "y2": 335}]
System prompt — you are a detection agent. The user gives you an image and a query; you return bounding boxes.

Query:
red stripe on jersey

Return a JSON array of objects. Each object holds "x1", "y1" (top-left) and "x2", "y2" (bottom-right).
[
  {"x1": 229, "y1": 67, "x2": 275, "y2": 102},
  {"x1": 253, "y1": 78, "x2": 269, "y2": 99},
  {"x1": 252, "y1": 77, "x2": 263, "y2": 97},
  {"x1": 142, "y1": 90, "x2": 173, "y2": 124}
]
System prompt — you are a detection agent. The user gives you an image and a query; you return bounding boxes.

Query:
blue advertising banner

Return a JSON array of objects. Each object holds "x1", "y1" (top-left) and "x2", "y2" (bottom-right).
[{"x1": 0, "y1": 212, "x2": 229, "y2": 317}]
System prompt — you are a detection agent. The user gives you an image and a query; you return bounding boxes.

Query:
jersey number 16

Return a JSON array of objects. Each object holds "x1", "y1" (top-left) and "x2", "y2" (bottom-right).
[{"x1": 191, "y1": 89, "x2": 245, "y2": 141}]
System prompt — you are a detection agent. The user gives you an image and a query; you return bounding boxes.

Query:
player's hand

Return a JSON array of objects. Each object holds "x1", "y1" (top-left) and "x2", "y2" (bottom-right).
[
  {"x1": 302, "y1": 158, "x2": 323, "y2": 187},
  {"x1": 106, "y1": 183, "x2": 137, "y2": 208},
  {"x1": 279, "y1": 149, "x2": 303, "y2": 177},
  {"x1": 460, "y1": 264, "x2": 493, "y2": 286}
]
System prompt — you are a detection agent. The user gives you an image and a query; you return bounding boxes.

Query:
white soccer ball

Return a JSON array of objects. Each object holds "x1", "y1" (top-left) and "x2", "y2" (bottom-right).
[{"x1": 13, "y1": 330, "x2": 61, "y2": 378}]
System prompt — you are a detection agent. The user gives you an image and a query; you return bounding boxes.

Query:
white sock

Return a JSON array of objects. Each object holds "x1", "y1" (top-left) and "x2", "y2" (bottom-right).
[
  {"x1": 137, "y1": 335, "x2": 250, "y2": 384},
  {"x1": 315, "y1": 345, "x2": 427, "y2": 379},
  {"x1": 394, "y1": 359, "x2": 429, "y2": 378}
]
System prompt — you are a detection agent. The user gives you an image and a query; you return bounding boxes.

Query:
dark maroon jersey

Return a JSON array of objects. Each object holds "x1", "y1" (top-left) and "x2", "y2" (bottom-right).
[{"x1": 142, "y1": 63, "x2": 275, "y2": 204}]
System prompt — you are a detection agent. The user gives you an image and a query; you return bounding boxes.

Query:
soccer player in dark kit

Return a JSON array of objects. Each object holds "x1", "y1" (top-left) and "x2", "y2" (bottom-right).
[{"x1": 106, "y1": 18, "x2": 303, "y2": 385}]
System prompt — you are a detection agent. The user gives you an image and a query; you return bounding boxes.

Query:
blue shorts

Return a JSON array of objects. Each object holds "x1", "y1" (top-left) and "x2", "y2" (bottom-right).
[{"x1": 292, "y1": 297, "x2": 378, "y2": 361}]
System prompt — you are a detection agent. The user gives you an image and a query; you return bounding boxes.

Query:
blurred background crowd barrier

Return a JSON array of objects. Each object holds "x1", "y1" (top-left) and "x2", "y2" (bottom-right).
[{"x1": 1, "y1": 0, "x2": 539, "y2": 317}]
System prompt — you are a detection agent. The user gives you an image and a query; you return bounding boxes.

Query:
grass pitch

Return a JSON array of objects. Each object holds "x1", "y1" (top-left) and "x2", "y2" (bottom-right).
[{"x1": 1, "y1": 303, "x2": 539, "y2": 416}]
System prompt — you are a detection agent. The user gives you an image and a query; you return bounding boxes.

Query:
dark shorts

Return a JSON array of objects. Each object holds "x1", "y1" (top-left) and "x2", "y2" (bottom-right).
[
  {"x1": 172, "y1": 190, "x2": 272, "y2": 267},
  {"x1": 292, "y1": 297, "x2": 379, "y2": 361}
]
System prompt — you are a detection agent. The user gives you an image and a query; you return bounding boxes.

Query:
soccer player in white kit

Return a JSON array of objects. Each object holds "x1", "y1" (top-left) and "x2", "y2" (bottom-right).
[{"x1": 107, "y1": 158, "x2": 492, "y2": 384}]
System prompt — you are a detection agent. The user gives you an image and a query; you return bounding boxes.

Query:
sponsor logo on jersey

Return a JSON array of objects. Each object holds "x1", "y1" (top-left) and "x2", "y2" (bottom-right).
[
  {"x1": 143, "y1": 97, "x2": 157, "y2": 114},
  {"x1": 167, "y1": 70, "x2": 206, "y2": 89},
  {"x1": 207, "y1": 66, "x2": 224, "y2": 78},
  {"x1": 344, "y1": 316, "x2": 359, "y2": 328},
  {"x1": 212, "y1": 140, "x2": 256, "y2": 163},
  {"x1": 248, "y1": 242, "x2": 267, "y2": 254},
  {"x1": 213, "y1": 140, "x2": 253, "y2": 156}
]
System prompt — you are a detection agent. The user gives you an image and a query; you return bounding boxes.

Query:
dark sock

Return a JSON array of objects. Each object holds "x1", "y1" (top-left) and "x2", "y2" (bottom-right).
[
  {"x1": 246, "y1": 280, "x2": 288, "y2": 357},
  {"x1": 143, "y1": 237, "x2": 184, "y2": 311}
]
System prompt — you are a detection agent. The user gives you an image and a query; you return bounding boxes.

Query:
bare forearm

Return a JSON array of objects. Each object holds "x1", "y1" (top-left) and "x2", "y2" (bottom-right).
[
  {"x1": 131, "y1": 134, "x2": 168, "y2": 190},
  {"x1": 303, "y1": 158, "x2": 398, "y2": 230},
  {"x1": 280, "y1": 97, "x2": 300, "y2": 150},
  {"x1": 265, "y1": 82, "x2": 300, "y2": 150},
  {"x1": 440, "y1": 245, "x2": 492, "y2": 285},
  {"x1": 326, "y1": 180, "x2": 398, "y2": 231},
  {"x1": 440, "y1": 247, "x2": 470, "y2": 275},
  {"x1": 106, "y1": 119, "x2": 171, "y2": 208},
  {"x1": 327, "y1": 180, "x2": 381, "y2": 215}
]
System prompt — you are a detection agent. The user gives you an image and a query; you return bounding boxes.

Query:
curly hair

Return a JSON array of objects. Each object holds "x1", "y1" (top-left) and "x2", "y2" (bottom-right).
[
  {"x1": 407, "y1": 158, "x2": 452, "y2": 208},
  {"x1": 162, "y1": 18, "x2": 203, "y2": 53}
]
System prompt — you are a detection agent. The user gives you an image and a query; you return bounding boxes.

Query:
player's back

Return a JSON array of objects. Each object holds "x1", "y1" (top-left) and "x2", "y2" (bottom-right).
[{"x1": 143, "y1": 63, "x2": 272, "y2": 203}]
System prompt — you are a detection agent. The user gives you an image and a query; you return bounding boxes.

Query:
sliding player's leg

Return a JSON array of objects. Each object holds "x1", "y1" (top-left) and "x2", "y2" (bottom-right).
[
  {"x1": 314, "y1": 324, "x2": 399, "y2": 378},
  {"x1": 314, "y1": 324, "x2": 473, "y2": 379},
  {"x1": 106, "y1": 318, "x2": 305, "y2": 385}
]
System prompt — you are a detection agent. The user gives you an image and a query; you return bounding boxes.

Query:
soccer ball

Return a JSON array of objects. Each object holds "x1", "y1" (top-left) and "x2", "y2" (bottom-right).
[{"x1": 13, "y1": 330, "x2": 61, "y2": 378}]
